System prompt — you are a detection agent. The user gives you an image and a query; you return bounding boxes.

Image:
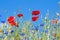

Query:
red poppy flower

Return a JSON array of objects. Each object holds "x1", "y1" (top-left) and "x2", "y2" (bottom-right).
[
  {"x1": 51, "y1": 20, "x2": 58, "y2": 25},
  {"x1": 17, "y1": 14, "x2": 23, "y2": 18},
  {"x1": 7, "y1": 16, "x2": 15, "y2": 23},
  {"x1": 32, "y1": 16, "x2": 39, "y2": 21},
  {"x1": 32, "y1": 10, "x2": 40, "y2": 15},
  {"x1": 7, "y1": 16, "x2": 19, "y2": 27}
]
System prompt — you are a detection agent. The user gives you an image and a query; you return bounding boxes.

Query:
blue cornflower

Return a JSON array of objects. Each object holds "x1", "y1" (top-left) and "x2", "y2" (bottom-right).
[
  {"x1": 4, "y1": 32, "x2": 8, "y2": 34},
  {"x1": 20, "y1": 33, "x2": 25, "y2": 36},
  {"x1": 11, "y1": 30, "x2": 14, "y2": 33},
  {"x1": 40, "y1": 23, "x2": 44, "y2": 26}
]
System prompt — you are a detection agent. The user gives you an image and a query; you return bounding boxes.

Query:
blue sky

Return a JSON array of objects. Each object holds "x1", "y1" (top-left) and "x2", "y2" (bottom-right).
[{"x1": 0, "y1": 0, "x2": 60, "y2": 24}]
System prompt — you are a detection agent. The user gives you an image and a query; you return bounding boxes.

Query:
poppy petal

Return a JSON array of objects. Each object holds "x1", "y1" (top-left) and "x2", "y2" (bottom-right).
[
  {"x1": 7, "y1": 16, "x2": 15, "y2": 23},
  {"x1": 32, "y1": 16, "x2": 39, "y2": 21},
  {"x1": 17, "y1": 14, "x2": 23, "y2": 18},
  {"x1": 32, "y1": 10, "x2": 40, "y2": 15}
]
